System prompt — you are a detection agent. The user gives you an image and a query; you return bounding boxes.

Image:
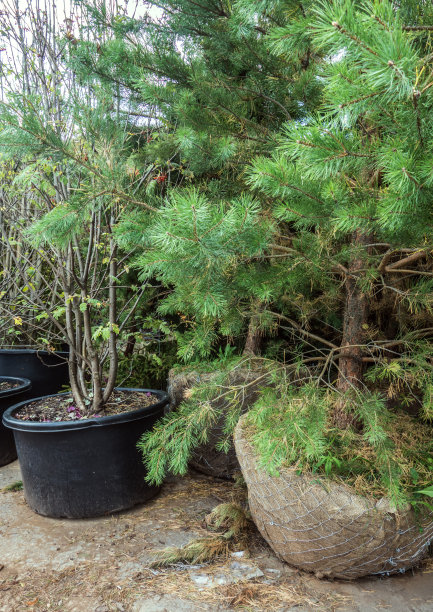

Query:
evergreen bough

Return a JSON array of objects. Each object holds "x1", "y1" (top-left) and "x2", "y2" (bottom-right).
[{"x1": 140, "y1": 0, "x2": 433, "y2": 507}]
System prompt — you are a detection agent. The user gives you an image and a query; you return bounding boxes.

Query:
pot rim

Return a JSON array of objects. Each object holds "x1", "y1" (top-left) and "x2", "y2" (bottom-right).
[
  {"x1": 0, "y1": 348, "x2": 68, "y2": 356},
  {"x1": 2, "y1": 387, "x2": 168, "y2": 433},
  {"x1": 0, "y1": 376, "x2": 32, "y2": 400}
]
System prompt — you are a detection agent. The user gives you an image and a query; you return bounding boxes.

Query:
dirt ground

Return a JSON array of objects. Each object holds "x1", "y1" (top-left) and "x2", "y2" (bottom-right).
[{"x1": 0, "y1": 461, "x2": 432, "y2": 612}]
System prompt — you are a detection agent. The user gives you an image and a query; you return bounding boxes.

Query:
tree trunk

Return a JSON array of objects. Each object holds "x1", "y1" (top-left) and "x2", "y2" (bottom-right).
[
  {"x1": 102, "y1": 233, "x2": 118, "y2": 405},
  {"x1": 333, "y1": 231, "x2": 370, "y2": 429},
  {"x1": 243, "y1": 309, "x2": 262, "y2": 357}
]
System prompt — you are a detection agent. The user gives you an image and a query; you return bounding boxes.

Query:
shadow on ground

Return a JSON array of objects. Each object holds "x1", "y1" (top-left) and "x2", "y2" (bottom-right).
[{"x1": 0, "y1": 461, "x2": 432, "y2": 611}]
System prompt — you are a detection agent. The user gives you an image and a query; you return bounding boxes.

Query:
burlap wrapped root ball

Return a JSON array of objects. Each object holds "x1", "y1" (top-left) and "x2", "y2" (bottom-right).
[
  {"x1": 168, "y1": 363, "x2": 272, "y2": 479},
  {"x1": 234, "y1": 414, "x2": 433, "y2": 579}
]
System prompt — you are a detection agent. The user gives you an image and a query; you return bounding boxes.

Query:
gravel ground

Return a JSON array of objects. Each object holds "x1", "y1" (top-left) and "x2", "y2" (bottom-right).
[{"x1": 0, "y1": 461, "x2": 432, "y2": 612}]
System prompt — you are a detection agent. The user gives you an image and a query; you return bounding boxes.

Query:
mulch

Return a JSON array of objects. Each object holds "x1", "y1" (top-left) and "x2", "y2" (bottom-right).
[
  {"x1": 14, "y1": 389, "x2": 158, "y2": 423},
  {"x1": 0, "y1": 381, "x2": 19, "y2": 391}
]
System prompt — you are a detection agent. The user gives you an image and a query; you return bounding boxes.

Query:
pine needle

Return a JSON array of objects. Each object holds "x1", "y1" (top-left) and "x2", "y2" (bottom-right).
[
  {"x1": 150, "y1": 502, "x2": 251, "y2": 568},
  {"x1": 151, "y1": 536, "x2": 231, "y2": 568},
  {"x1": 205, "y1": 502, "x2": 250, "y2": 538}
]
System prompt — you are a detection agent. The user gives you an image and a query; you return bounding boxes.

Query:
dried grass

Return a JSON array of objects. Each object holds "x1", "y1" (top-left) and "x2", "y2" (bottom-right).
[
  {"x1": 1, "y1": 470, "x2": 418, "y2": 611},
  {"x1": 0, "y1": 559, "x2": 348, "y2": 612},
  {"x1": 222, "y1": 582, "x2": 319, "y2": 609},
  {"x1": 151, "y1": 502, "x2": 251, "y2": 567},
  {"x1": 150, "y1": 536, "x2": 232, "y2": 567},
  {"x1": 1, "y1": 480, "x2": 23, "y2": 493},
  {"x1": 335, "y1": 412, "x2": 433, "y2": 499}
]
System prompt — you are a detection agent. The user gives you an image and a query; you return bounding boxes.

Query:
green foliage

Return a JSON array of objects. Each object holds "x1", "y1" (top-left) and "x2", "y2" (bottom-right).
[
  {"x1": 0, "y1": 13, "x2": 173, "y2": 409},
  {"x1": 234, "y1": 0, "x2": 433, "y2": 504},
  {"x1": 1, "y1": 480, "x2": 23, "y2": 492},
  {"x1": 365, "y1": 340, "x2": 433, "y2": 421},
  {"x1": 139, "y1": 357, "x2": 277, "y2": 485},
  {"x1": 116, "y1": 186, "x2": 278, "y2": 360},
  {"x1": 27, "y1": 204, "x2": 84, "y2": 249},
  {"x1": 247, "y1": 0, "x2": 433, "y2": 244},
  {"x1": 2, "y1": 0, "x2": 433, "y2": 506},
  {"x1": 245, "y1": 384, "x2": 433, "y2": 508},
  {"x1": 133, "y1": 189, "x2": 273, "y2": 316},
  {"x1": 417, "y1": 486, "x2": 433, "y2": 498},
  {"x1": 70, "y1": 0, "x2": 325, "y2": 360},
  {"x1": 246, "y1": 384, "x2": 329, "y2": 475},
  {"x1": 139, "y1": 392, "x2": 220, "y2": 485},
  {"x1": 116, "y1": 339, "x2": 178, "y2": 390},
  {"x1": 72, "y1": 0, "x2": 433, "y2": 507}
]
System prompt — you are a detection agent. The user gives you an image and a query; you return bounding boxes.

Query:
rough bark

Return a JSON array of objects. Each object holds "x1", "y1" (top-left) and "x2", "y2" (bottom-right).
[
  {"x1": 333, "y1": 231, "x2": 370, "y2": 429},
  {"x1": 243, "y1": 307, "x2": 263, "y2": 356}
]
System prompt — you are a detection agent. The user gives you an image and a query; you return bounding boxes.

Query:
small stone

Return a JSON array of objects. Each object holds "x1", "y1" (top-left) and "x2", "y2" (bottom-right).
[
  {"x1": 264, "y1": 568, "x2": 281, "y2": 580},
  {"x1": 189, "y1": 573, "x2": 209, "y2": 586},
  {"x1": 190, "y1": 562, "x2": 263, "y2": 589},
  {"x1": 230, "y1": 561, "x2": 264, "y2": 580}
]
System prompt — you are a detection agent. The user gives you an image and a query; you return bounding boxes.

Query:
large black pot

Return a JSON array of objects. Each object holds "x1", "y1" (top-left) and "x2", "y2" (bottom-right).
[
  {"x1": 3, "y1": 388, "x2": 168, "y2": 518},
  {"x1": 0, "y1": 376, "x2": 32, "y2": 466},
  {"x1": 0, "y1": 349, "x2": 69, "y2": 400}
]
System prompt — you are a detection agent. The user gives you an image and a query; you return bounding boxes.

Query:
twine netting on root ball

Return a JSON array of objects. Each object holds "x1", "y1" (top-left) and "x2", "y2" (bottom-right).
[
  {"x1": 167, "y1": 361, "x2": 274, "y2": 479},
  {"x1": 234, "y1": 414, "x2": 433, "y2": 580}
]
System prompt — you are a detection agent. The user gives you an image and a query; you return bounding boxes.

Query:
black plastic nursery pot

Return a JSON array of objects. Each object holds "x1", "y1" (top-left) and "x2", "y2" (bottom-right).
[
  {"x1": 0, "y1": 349, "x2": 69, "y2": 400},
  {"x1": 3, "y1": 388, "x2": 168, "y2": 518},
  {"x1": 0, "y1": 376, "x2": 32, "y2": 466}
]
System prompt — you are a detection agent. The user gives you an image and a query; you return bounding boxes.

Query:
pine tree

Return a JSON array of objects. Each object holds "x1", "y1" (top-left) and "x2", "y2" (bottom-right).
[
  {"x1": 70, "y1": 0, "x2": 323, "y2": 359},
  {"x1": 137, "y1": 1, "x2": 433, "y2": 503},
  {"x1": 247, "y1": 0, "x2": 433, "y2": 427}
]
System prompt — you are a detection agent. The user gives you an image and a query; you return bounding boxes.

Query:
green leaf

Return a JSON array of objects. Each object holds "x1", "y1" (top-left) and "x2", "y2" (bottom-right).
[
  {"x1": 416, "y1": 486, "x2": 433, "y2": 498},
  {"x1": 52, "y1": 306, "x2": 66, "y2": 320}
]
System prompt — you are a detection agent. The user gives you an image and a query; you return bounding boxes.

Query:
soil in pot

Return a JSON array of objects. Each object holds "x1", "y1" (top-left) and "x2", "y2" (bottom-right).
[
  {"x1": 0, "y1": 380, "x2": 20, "y2": 391},
  {"x1": 14, "y1": 389, "x2": 158, "y2": 422},
  {"x1": 3, "y1": 388, "x2": 168, "y2": 519},
  {"x1": 0, "y1": 376, "x2": 32, "y2": 466}
]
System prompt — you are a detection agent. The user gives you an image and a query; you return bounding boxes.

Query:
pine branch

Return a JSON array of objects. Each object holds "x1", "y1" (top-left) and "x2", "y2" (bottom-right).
[
  {"x1": 403, "y1": 25, "x2": 433, "y2": 31},
  {"x1": 331, "y1": 20, "x2": 378, "y2": 57},
  {"x1": 372, "y1": 15, "x2": 390, "y2": 31},
  {"x1": 401, "y1": 166, "x2": 422, "y2": 188},
  {"x1": 384, "y1": 268, "x2": 433, "y2": 276},
  {"x1": 270, "y1": 311, "x2": 338, "y2": 349},
  {"x1": 411, "y1": 91, "x2": 424, "y2": 147},
  {"x1": 112, "y1": 189, "x2": 158, "y2": 213},
  {"x1": 386, "y1": 250, "x2": 428, "y2": 270},
  {"x1": 258, "y1": 170, "x2": 326, "y2": 207},
  {"x1": 338, "y1": 90, "x2": 384, "y2": 109}
]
